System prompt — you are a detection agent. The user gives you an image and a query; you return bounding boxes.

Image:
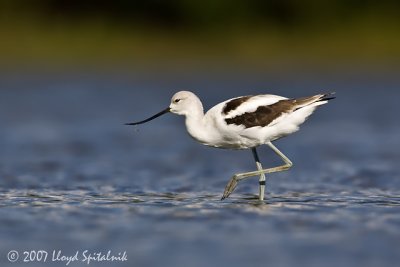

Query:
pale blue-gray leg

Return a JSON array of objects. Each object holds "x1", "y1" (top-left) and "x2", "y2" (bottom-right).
[
  {"x1": 221, "y1": 142, "x2": 293, "y2": 200},
  {"x1": 252, "y1": 148, "x2": 266, "y2": 201}
]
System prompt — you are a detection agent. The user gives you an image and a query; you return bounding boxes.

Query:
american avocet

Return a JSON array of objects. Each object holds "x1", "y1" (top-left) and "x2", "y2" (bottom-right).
[{"x1": 126, "y1": 91, "x2": 335, "y2": 201}]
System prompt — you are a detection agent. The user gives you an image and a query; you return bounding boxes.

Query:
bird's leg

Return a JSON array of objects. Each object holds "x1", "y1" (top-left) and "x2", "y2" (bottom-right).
[
  {"x1": 221, "y1": 142, "x2": 293, "y2": 200},
  {"x1": 252, "y1": 148, "x2": 266, "y2": 201}
]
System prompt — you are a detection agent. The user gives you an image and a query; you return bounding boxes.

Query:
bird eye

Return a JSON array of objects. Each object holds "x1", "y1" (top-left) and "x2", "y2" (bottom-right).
[{"x1": 174, "y1": 99, "x2": 181, "y2": 103}]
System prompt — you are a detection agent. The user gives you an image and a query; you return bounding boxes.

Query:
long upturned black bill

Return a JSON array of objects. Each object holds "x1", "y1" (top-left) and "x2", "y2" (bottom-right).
[{"x1": 125, "y1": 107, "x2": 170, "y2": 125}]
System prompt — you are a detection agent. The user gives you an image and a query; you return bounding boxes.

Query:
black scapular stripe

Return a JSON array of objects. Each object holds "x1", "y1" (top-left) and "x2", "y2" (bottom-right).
[
  {"x1": 222, "y1": 96, "x2": 252, "y2": 115},
  {"x1": 225, "y1": 99, "x2": 294, "y2": 128}
]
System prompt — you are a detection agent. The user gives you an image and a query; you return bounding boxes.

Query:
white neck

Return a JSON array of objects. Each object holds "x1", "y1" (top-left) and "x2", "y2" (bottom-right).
[{"x1": 184, "y1": 104, "x2": 212, "y2": 145}]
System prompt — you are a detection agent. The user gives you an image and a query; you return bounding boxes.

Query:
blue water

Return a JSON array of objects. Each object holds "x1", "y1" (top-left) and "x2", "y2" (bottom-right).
[{"x1": 0, "y1": 69, "x2": 399, "y2": 267}]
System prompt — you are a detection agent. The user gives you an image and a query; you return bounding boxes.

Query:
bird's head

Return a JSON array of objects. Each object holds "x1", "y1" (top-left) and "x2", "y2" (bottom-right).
[
  {"x1": 125, "y1": 90, "x2": 202, "y2": 126},
  {"x1": 169, "y1": 91, "x2": 200, "y2": 116}
]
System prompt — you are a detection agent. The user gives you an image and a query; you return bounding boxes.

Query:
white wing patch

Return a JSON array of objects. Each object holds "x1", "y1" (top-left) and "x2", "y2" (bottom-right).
[{"x1": 224, "y1": 95, "x2": 287, "y2": 119}]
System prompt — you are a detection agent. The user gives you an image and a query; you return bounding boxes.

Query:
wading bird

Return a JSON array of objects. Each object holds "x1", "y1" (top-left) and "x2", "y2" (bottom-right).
[{"x1": 126, "y1": 91, "x2": 334, "y2": 200}]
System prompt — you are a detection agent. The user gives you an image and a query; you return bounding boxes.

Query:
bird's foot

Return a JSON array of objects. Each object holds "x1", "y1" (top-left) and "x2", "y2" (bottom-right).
[{"x1": 221, "y1": 176, "x2": 238, "y2": 200}]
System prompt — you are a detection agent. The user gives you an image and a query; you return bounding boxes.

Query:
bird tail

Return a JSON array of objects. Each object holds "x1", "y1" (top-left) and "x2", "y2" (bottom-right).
[
  {"x1": 293, "y1": 92, "x2": 335, "y2": 109},
  {"x1": 319, "y1": 92, "x2": 336, "y2": 102}
]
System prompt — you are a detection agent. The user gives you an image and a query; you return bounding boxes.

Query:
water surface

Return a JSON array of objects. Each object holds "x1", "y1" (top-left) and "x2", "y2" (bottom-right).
[{"x1": 0, "y1": 70, "x2": 399, "y2": 267}]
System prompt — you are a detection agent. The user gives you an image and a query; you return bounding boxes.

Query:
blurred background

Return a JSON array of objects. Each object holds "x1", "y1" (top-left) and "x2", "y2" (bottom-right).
[
  {"x1": 1, "y1": 1, "x2": 400, "y2": 267},
  {"x1": 0, "y1": 0, "x2": 399, "y2": 71}
]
